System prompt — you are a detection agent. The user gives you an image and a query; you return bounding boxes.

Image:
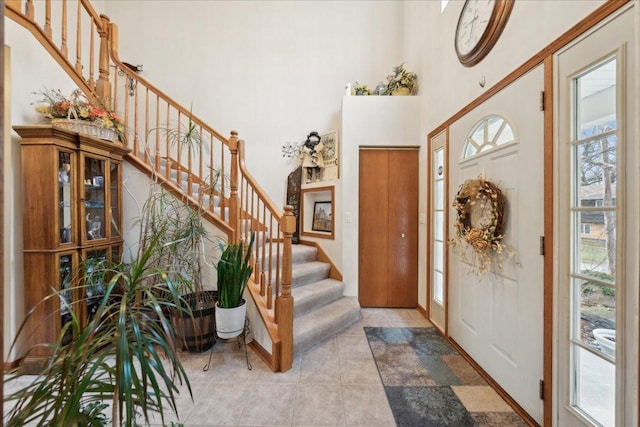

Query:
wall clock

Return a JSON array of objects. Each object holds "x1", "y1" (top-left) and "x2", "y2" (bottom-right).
[{"x1": 454, "y1": 0, "x2": 514, "y2": 67}]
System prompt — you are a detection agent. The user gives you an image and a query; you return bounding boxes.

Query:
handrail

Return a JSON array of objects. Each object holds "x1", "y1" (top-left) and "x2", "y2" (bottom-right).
[{"x1": 6, "y1": 0, "x2": 294, "y2": 371}]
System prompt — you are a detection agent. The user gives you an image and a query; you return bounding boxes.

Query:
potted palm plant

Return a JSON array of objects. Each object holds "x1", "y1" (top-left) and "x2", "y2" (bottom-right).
[
  {"x1": 4, "y1": 219, "x2": 194, "y2": 426},
  {"x1": 215, "y1": 233, "x2": 255, "y2": 339},
  {"x1": 137, "y1": 188, "x2": 219, "y2": 352},
  {"x1": 145, "y1": 113, "x2": 224, "y2": 352}
]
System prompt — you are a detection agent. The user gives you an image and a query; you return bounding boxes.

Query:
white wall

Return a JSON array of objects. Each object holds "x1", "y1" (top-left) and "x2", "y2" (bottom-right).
[
  {"x1": 403, "y1": 0, "x2": 605, "y2": 135},
  {"x1": 103, "y1": 0, "x2": 404, "y2": 209}
]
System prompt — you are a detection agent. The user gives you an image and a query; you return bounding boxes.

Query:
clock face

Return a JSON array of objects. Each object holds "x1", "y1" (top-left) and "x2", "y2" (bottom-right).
[
  {"x1": 455, "y1": 0, "x2": 496, "y2": 56},
  {"x1": 454, "y1": 0, "x2": 514, "y2": 67}
]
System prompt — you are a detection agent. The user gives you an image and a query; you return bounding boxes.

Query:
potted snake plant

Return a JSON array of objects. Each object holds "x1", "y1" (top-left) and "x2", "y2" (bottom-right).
[{"x1": 215, "y1": 233, "x2": 255, "y2": 339}]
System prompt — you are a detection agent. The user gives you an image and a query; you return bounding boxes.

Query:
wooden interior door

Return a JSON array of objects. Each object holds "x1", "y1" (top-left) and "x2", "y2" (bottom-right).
[{"x1": 359, "y1": 148, "x2": 418, "y2": 307}]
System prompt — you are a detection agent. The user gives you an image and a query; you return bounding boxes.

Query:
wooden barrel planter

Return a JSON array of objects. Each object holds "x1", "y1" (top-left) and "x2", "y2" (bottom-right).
[{"x1": 172, "y1": 290, "x2": 218, "y2": 352}]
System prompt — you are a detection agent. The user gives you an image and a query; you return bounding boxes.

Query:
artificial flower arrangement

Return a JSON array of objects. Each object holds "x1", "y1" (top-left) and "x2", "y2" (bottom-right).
[
  {"x1": 383, "y1": 63, "x2": 418, "y2": 95},
  {"x1": 351, "y1": 82, "x2": 372, "y2": 96},
  {"x1": 348, "y1": 63, "x2": 418, "y2": 97},
  {"x1": 34, "y1": 88, "x2": 125, "y2": 142}
]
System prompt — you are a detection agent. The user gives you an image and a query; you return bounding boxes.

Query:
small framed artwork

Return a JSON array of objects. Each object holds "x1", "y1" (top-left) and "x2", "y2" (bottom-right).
[
  {"x1": 312, "y1": 201, "x2": 332, "y2": 233},
  {"x1": 320, "y1": 131, "x2": 339, "y2": 180}
]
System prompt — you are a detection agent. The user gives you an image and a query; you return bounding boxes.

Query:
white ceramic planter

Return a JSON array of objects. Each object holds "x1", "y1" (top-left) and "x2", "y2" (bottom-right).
[{"x1": 215, "y1": 299, "x2": 247, "y2": 339}]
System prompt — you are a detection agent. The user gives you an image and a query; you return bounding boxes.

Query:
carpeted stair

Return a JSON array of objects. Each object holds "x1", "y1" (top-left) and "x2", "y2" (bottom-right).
[
  {"x1": 287, "y1": 244, "x2": 361, "y2": 355},
  {"x1": 176, "y1": 170, "x2": 361, "y2": 355}
]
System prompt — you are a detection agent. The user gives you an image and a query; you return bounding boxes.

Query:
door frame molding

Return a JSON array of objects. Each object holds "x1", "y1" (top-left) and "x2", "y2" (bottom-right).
[{"x1": 425, "y1": 2, "x2": 631, "y2": 425}]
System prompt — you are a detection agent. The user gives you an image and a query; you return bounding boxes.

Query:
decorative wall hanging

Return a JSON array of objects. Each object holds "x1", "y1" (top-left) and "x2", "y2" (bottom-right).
[
  {"x1": 282, "y1": 130, "x2": 339, "y2": 183},
  {"x1": 449, "y1": 177, "x2": 516, "y2": 275}
]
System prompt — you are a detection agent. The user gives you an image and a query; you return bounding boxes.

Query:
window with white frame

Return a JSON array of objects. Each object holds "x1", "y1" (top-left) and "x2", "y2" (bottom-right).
[{"x1": 462, "y1": 115, "x2": 517, "y2": 159}]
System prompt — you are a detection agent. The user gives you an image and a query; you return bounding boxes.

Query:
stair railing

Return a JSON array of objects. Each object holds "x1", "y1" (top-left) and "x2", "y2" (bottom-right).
[
  {"x1": 6, "y1": 0, "x2": 109, "y2": 101},
  {"x1": 236, "y1": 139, "x2": 295, "y2": 372},
  {"x1": 6, "y1": 0, "x2": 295, "y2": 371}
]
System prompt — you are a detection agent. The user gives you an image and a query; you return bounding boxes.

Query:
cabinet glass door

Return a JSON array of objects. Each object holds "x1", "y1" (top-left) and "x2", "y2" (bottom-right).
[
  {"x1": 58, "y1": 252, "x2": 75, "y2": 345},
  {"x1": 83, "y1": 248, "x2": 108, "y2": 323},
  {"x1": 58, "y1": 151, "x2": 74, "y2": 245},
  {"x1": 83, "y1": 156, "x2": 107, "y2": 242},
  {"x1": 110, "y1": 162, "x2": 121, "y2": 237}
]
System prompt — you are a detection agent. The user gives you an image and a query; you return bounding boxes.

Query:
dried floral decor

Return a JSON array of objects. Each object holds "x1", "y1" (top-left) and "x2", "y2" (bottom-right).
[
  {"x1": 34, "y1": 88, "x2": 125, "y2": 142},
  {"x1": 449, "y1": 178, "x2": 516, "y2": 275}
]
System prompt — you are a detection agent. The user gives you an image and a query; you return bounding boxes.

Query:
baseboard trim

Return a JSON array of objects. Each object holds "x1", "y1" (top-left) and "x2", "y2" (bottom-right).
[
  {"x1": 4, "y1": 359, "x2": 20, "y2": 372},
  {"x1": 446, "y1": 337, "x2": 539, "y2": 427},
  {"x1": 248, "y1": 339, "x2": 276, "y2": 371}
]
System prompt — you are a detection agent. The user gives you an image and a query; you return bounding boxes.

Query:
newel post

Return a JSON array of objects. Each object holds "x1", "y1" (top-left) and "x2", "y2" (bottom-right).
[
  {"x1": 228, "y1": 131, "x2": 240, "y2": 244},
  {"x1": 96, "y1": 14, "x2": 112, "y2": 107},
  {"x1": 276, "y1": 205, "x2": 295, "y2": 371}
]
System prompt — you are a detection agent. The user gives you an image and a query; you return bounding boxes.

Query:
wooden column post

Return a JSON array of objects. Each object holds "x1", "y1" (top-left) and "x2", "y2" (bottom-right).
[
  {"x1": 276, "y1": 205, "x2": 295, "y2": 371},
  {"x1": 96, "y1": 15, "x2": 111, "y2": 108},
  {"x1": 228, "y1": 131, "x2": 240, "y2": 244}
]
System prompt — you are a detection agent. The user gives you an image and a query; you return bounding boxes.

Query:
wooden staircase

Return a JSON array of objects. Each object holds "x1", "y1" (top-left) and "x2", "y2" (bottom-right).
[{"x1": 6, "y1": 0, "x2": 360, "y2": 370}]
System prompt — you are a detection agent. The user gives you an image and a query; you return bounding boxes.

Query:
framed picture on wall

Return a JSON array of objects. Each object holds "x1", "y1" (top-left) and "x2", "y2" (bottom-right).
[
  {"x1": 312, "y1": 201, "x2": 332, "y2": 233},
  {"x1": 320, "y1": 131, "x2": 339, "y2": 180}
]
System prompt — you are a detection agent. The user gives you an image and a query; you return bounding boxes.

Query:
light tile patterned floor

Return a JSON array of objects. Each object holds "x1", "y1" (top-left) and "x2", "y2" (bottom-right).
[{"x1": 3, "y1": 309, "x2": 528, "y2": 426}]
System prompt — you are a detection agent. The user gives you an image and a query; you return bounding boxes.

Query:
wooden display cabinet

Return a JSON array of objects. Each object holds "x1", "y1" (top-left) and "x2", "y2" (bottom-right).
[{"x1": 14, "y1": 125, "x2": 130, "y2": 357}]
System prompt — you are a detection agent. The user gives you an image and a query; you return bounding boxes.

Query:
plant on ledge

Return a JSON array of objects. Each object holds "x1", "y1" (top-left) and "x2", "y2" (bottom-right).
[
  {"x1": 383, "y1": 63, "x2": 418, "y2": 95},
  {"x1": 351, "y1": 82, "x2": 372, "y2": 96},
  {"x1": 34, "y1": 87, "x2": 126, "y2": 141}
]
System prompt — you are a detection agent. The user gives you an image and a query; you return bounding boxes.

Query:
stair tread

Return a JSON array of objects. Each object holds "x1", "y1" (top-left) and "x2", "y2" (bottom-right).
[
  {"x1": 293, "y1": 278, "x2": 344, "y2": 318},
  {"x1": 293, "y1": 296, "x2": 361, "y2": 354},
  {"x1": 290, "y1": 262, "x2": 331, "y2": 287}
]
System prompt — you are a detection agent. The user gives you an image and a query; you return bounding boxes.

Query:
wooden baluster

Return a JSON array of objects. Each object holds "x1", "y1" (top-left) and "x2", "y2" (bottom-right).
[
  {"x1": 219, "y1": 142, "x2": 225, "y2": 218},
  {"x1": 44, "y1": 0, "x2": 52, "y2": 37},
  {"x1": 75, "y1": 1, "x2": 82, "y2": 74},
  {"x1": 261, "y1": 203, "x2": 267, "y2": 293},
  {"x1": 88, "y1": 21, "x2": 95, "y2": 89},
  {"x1": 61, "y1": 0, "x2": 68, "y2": 58},
  {"x1": 96, "y1": 14, "x2": 111, "y2": 107},
  {"x1": 164, "y1": 105, "x2": 170, "y2": 180},
  {"x1": 155, "y1": 97, "x2": 161, "y2": 173},
  {"x1": 275, "y1": 221, "x2": 281, "y2": 302},
  {"x1": 228, "y1": 131, "x2": 240, "y2": 244},
  {"x1": 276, "y1": 205, "x2": 295, "y2": 371},
  {"x1": 25, "y1": 0, "x2": 34, "y2": 20},
  {"x1": 268, "y1": 215, "x2": 274, "y2": 298},
  {"x1": 133, "y1": 80, "x2": 139, "y2": 156}
]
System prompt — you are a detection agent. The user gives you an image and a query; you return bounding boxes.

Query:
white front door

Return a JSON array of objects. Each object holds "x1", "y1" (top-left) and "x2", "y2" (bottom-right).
[
  {"x1": 448, "y1": 64, "x2": 545, "y2": 423},
  {"x1": 555, "y1": 4, "x2": 638, "y2": 426}
]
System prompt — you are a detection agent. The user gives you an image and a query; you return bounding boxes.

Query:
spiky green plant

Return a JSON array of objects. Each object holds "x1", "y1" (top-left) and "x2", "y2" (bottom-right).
[
  {"x1": 4, "y1": 201, "x2": 198, "y2": 427},
  {"x1": 216, "y1": 233, "x2": 255, "y2": 309}
]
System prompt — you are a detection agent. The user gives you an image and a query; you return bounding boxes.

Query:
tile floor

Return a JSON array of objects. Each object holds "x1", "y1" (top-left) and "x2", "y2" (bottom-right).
[{"x1": 3, "y1": 308, "x2": 528, "y2": 426}]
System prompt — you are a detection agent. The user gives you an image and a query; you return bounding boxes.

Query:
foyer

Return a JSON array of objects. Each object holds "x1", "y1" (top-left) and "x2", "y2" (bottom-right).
[{"x1": 2, "y1": 1, "x2": 640, "y2": 426}]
